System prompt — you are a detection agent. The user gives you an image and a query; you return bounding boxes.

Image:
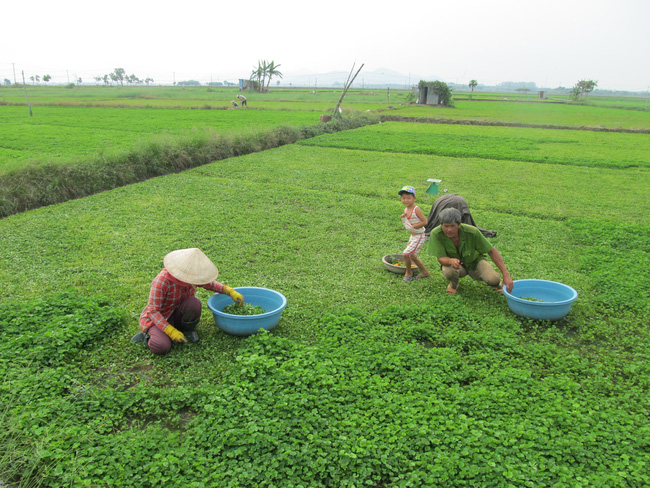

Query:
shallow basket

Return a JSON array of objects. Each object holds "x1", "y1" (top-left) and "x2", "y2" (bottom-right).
[
  {"x1": 207, "y1": 287, "x2": 287, "y2": 336},
  {"x1": 383, "y1": 254, "x2": 409, "y2": 274},
  {"x1": 503, "y1": 279, "x2": 578, "y2": 321}
]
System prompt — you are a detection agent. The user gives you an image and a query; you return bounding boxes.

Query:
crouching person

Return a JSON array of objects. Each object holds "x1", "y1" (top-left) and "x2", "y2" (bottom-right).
[
  {"x1": 132, "y1": 248, "x2": 244, "y2": 355},
  {"x1": 429, "y1": 208, "x2": 514, "y2": 295}
]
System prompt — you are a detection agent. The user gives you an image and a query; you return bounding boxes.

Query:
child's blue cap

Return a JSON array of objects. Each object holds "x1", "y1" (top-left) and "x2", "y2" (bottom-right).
[{"x1": 398, "y1": 185, "x2": 416, "y2": 197}]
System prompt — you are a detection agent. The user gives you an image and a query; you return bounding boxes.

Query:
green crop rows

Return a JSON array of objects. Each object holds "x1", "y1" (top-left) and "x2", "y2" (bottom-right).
[
  {"x1": 0, "y1": 105, "x2": 321, "y2": 173},
  {"x1": 0, "y1": 89, "x2": 649, "y2": 487},
  {"x1": 299, "y1": 121, "x2": 650, "y2": 168},
  {"x1": 391, "y1": 100, "x2": 650, "y2": 130}
]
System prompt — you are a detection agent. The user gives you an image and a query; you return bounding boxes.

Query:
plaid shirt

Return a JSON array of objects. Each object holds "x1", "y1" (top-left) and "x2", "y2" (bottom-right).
[{"x1": 139, "y1": 269, "x2": 225, "y2": 332}]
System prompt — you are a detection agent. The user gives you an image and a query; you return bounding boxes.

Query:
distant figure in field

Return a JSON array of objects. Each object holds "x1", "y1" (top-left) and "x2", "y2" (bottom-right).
[
  {"x1": 231, "y1": 100, "x2": 239, "y2": 108},
  {"x1": 236, "y1": 94, "x2": 247, "y2": 107}
]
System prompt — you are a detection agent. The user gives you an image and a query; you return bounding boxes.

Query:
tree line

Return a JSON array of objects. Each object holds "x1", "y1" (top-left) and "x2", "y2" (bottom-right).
[{"x1": 94, "y1": 68, "x2": 154, "y2": 86}]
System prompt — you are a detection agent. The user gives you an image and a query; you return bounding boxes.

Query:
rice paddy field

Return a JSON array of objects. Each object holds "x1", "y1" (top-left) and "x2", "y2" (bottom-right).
[{"x1": 1, "y1": 86, "x2": 649, "y2": 487}]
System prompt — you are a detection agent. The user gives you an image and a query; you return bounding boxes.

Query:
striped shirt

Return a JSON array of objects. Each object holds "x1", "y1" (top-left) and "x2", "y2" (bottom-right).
[
  {"x1": 139, "y1": 269, "x2": 225, "y2": 332},
  {"x1": 401, "y1": 205, "x2": 425, "y2": 234}
]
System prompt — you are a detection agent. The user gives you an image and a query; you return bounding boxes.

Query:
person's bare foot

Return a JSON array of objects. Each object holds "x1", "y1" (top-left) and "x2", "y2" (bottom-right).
[
  {"x1": 418, "y1": 272, "x2": 431, "y2": 278},
  {"x1": 446, "y1": 283, "x2": 458, "y2": 294}
]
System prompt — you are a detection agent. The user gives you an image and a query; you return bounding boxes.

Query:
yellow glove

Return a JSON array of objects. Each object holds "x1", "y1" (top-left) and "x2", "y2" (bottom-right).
[
  {"x1": 164, "y1": 324, "x2": 187, "y2": 343},
  {"x1": 223, "y1": 286, "x2": 244, "y2": 306}
]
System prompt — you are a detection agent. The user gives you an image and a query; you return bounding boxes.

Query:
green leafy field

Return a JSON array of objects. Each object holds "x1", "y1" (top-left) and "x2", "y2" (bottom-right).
[
  {"x1": 3, "y1": 86, "x2": 648, "y2": 176},
  {"x1": 299, "y1": 121, "x2": 650, "y2": 168},
  {"x1": 0, "y1": 85, "x2": 410, "y2": 112},
  {"x1": 0, "y1": 105, "x2": 321, "y2": 173},
  {"x1": 390, "y1": 100, "x2": 650, "y2": 130},
  {"x1": 0, "y1": 92, "x2": 649, "y2": 486}
]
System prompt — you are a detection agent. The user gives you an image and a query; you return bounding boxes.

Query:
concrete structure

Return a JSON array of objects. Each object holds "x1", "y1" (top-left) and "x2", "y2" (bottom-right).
[
  {"x1": 417, "y1": 85, "x2": 440, "y2": 105},
  {"x1": 238, "y1": 79, "x2": 259, "y2": 91}
]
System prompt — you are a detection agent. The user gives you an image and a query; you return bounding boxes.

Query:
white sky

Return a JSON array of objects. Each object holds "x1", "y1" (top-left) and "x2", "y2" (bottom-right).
[{"x1": 1, "y1": 0, "x2": 649, "y2": 91}]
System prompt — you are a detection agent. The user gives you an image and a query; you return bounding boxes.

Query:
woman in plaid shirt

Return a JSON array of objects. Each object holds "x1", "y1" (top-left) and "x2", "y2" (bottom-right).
[{"x1": 132, "y1": 248, "x2": 244, "y2": 355}]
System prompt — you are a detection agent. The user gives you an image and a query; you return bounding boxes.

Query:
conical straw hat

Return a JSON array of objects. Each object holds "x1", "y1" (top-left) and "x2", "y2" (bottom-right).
[{"x1": 163, "y1": 248, "x2": 218, "y2": 285}]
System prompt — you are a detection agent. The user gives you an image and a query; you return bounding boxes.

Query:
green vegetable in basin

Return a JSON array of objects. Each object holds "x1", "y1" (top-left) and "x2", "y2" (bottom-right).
[{"x1": 223, "y1": 303, "x2": 266, "y2": 316}]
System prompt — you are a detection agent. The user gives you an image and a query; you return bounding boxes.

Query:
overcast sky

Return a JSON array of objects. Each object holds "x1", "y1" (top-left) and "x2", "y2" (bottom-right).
[{"x1": 2, "y1": 0, "x2": 648, "y2": 91}]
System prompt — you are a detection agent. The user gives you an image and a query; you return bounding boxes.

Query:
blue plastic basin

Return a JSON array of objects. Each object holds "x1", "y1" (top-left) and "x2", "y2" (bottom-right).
[
  {"x1": 503, "y1": 279, "x2": 578, "y2": 320},
  {"x1": 207, "y1": 287, "x2": 287, "y2": 336}
]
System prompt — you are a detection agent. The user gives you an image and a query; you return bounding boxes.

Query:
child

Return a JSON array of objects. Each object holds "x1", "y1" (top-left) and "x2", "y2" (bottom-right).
[{"x1": 398, "y1": 186, "x2": 430, "y2": 282}]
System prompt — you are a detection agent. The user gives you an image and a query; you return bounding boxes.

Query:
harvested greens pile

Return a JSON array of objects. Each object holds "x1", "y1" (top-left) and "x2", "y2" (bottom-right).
[{"x1": 223, "y1": 303, "x2": 266, "y2": 315}]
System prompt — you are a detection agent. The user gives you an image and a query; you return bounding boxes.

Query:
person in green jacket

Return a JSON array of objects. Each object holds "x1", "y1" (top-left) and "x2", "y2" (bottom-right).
[{"x1": 429, "y1": 208, "x2": 514, "y2": 295}]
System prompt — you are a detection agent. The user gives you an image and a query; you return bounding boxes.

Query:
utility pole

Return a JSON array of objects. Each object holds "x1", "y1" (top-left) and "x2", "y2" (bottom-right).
[{"x1": 12, "y1": 63, "x2": 16, "y2": 84}]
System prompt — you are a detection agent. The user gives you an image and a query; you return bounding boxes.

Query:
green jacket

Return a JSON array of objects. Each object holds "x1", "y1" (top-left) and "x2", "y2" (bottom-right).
[{"x1": 428, "y1": 224, "x2": 494, "y2": 270}]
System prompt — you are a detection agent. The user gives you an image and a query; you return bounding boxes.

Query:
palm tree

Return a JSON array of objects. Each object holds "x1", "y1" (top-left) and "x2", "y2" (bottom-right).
[
  {"x1": 250, "y1": 60, "x2": 284, "y2": 92},
  {"x1": 469, "y1": 79, "x2": 478, "y2": 100},
  {"x1": 265, "y1": 61, "x2": 283, "y2": 91},
  {"x1": 250, "y1": 60, "x2": 267, "y2": 92}
]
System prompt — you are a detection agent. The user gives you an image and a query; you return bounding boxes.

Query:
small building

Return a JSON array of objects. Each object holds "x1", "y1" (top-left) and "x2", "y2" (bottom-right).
[
  {"x1": 417, "y1": 85, "x2": 440, "y2": 106},
  {"x1": 416, "y1": 80, "x2": 452, "y2": 106},
  {"x1": 238, "y1": 79, "x2": 259, "y2": 91}
]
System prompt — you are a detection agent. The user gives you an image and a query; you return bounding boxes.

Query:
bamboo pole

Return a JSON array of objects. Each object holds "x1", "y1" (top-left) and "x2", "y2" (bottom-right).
[
  {"x1": 332, "y1": 63, "x2": 364, "y2": 118},
  {"x1": 22, "y1": 71, "x2": 33, "y2": 116}
]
